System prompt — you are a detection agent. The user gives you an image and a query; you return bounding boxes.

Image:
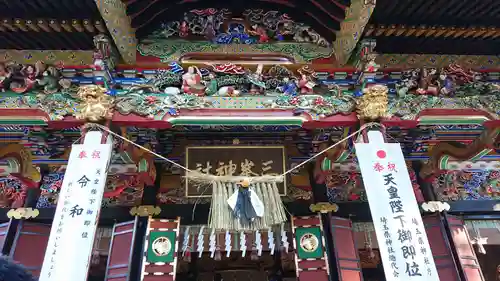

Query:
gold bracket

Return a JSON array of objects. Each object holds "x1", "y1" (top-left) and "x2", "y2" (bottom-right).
[
  {"x1": 310, "y1": 202, "x2": 339, "y2": 213},
  {"x1": 7, "y1": 207, "x2": 39, "y2": 219},
  {"x1": 130, "y1": 205, "x2": 161, "y2": 217}
]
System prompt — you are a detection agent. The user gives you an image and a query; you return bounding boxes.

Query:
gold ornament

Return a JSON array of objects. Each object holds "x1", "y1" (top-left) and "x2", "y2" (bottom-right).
[
  {"x1": 7, "y1": 208, "x2": 39, "y2": 219},
  {"x1": 74, "y1": 85, "x2": 114, "y2": 122},
  {"x1": 356, "y1": 84, "x2": 389, "y2": 120},
  {"x1": 299, "y1": 233, "x2": 319, "y2": 252},
  {"x1": 310, "y1": 202, "x2": 339, "y2": 213},
  {"x1": 130, "y1": 205, "x2": 161, "y2": 217}
]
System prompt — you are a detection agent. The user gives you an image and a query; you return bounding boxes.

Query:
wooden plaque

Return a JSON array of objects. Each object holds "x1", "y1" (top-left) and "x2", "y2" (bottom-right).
[{"x1": 185, "y1": 146, "x2": 286, "y2": 197}]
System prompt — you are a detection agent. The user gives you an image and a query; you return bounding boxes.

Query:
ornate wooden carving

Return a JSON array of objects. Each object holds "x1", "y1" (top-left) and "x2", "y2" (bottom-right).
[{"x1": 421, "y1": 127, "x2": 500, "y2": 179}]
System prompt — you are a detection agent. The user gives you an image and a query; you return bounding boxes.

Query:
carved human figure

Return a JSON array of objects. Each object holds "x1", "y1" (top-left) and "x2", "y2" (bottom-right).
[
  {"x1": 92, "y1": 49, "x2": 105, "y2": 70},
  {"x1": 280, "y1": 77, "x2": 297, "y2": 96},
  {"x1": 250, "y1": 24, "x2": 269, "y2": 43},
  {"x1": 182, "y1": 66, "x2": 205, "y2": 95},
  {"x1": 298, "y1": 74, "x2": 314, "y2": 94},
  {"x1": 0, "y1": 63, "x2": 11, "y2": 92},
  {"x1": 179, "y1": 21, "x2": 189, "y2": 37}
]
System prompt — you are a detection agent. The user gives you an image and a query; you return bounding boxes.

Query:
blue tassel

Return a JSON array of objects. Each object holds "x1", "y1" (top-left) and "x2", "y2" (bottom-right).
[{"x1": 233, "y1": 188, "x2": 258, "y2": 227}]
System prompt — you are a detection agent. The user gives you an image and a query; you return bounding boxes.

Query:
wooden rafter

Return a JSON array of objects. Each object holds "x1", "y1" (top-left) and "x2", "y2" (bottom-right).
[
  {"x1": 365, "y1": 24, "x2": 500, "y2": 39},
  {"x1": 95, "y1": 0, "x2": 137, "y2": 64},
  {"x1": 0, "y1": 18, "x2": 103, "y2": 34}
]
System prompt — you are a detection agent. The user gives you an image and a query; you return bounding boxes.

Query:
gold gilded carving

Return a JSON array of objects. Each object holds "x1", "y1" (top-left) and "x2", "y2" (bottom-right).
[
  {"x1": 7, "y1": 207, "x2": 39, "y2": 219},
  {"x1": 130, "y1": 205, "x2": 161, "y2": 217},
  {"x1": 310, "y1": 202, "x2": 339, "y2": 213},
  {"x1": 74, "y1": 85, "x2": 114, "y2": 122},
  {"x1": 356, "y1": 84, "x2": 389, "y2": 120}
]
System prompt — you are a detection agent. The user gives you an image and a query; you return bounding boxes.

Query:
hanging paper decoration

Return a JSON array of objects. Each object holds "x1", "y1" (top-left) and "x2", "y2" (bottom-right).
[
  {"x1": 280, "y1": 224, "x2": 289, "y2": 253},
  {"x1": 197, "y1": 226, "x2": 205, "y2": 258},
  {"x1": 225, "y1": 230, "x2": 232, "y2": 257},
  {"x1": 182, "y1": 226, "x2": 190, "y2": 255},
  {"x1": 472, "y1": 221, "x2": 487, "y2": 254},
  {"x1": 209, "y1": 229, "x2": 216, "y2": 258},
  {"x1": 268, "y1": 227, "x2": 275, "y2": 255},
  {"x1": 255, "y1": 230, "x2": 263, "y2": 256},
  {"x1": 240, "y1": 231, "x2": 247, "y2": 257}
]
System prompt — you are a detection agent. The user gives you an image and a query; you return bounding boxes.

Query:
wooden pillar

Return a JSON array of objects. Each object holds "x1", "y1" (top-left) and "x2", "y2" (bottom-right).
[
  {"x1": 308, "y1": 162, "x2": 338, "y2": 281},
  {"x1": 131, "y1": 162, "x2": 162, "y2": 281}
]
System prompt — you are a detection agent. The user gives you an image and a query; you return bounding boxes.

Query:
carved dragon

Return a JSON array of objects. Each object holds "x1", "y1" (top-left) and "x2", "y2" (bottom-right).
[
  {"x1": 0, "y1": 144, "x2": 41, "y2": 186},
  {"x1": 420, "y1": 127, "x2": 500, "y2": 179}
]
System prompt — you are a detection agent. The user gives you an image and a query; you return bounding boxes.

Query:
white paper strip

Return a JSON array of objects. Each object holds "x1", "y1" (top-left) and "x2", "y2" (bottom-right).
[
  {"x1": 40, "y1": 132, "x2": 112, "y2": 281},
  {"x1": 355, "y1": 131, "x2": 439, "y2": 281}
]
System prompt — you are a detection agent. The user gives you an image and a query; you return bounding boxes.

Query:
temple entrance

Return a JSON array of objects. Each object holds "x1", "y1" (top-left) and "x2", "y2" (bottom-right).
[{"x1": 175, "y1": 251, "x2": 297, "y2": 281}]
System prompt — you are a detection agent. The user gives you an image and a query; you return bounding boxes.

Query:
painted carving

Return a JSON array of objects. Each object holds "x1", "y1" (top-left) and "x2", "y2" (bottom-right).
[
  {"x1": 115, "y1": 64, "x2": 356, "y2": 119},
  {"x1": 356, "y1": 84, "x2": 389, "y2": 120},
  {"x1": 0, "y1": 61, "x2": 71, "y2": 94},
  {"x1": 326, "y1": 167, "x2": 424, "y2": 202},
  {"x1": 396, "y1": 64, "x2": 497, "y2": 97},
  {"x1": 433, "y1": 171, "x2": 500, "y2": 201},
  {"x1": 37, "y1": 173, "x2": 144, "y2": 207},
  {"x1": 74, "y1": 85, "x2": 114, "y2": 122},
  {"x1": 147, "y1": 9, "x2": 329, "y2": 47},
  {"x1": 0, "y1": 144, "x2": 41, "y2": 185},
  {"x1": 420, "y1": 128, "x2": 500, "y2": 179},
  {"x1": 93, "y1": 34, "x2": 118, "y2": 70}
]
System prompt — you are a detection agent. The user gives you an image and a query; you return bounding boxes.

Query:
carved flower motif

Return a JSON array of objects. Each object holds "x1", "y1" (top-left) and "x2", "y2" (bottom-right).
[
  {"x1": 145, "y1": 96, "x2": 157, "y2": 104},
  {"x1": 313, "y1": 97, "x2": 325, "y2": 105}
]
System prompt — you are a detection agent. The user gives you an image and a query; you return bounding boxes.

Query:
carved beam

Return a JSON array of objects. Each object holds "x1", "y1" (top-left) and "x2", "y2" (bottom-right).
[
  {"x1": 94, "y1": 0, "x2": 137, "y2": 64},
  {"x1": 333, "y1": 0, "x2": 376, "y2": 65},
  {"x1": 420, "y1": 127, "x2": 500, "y2": 179}
]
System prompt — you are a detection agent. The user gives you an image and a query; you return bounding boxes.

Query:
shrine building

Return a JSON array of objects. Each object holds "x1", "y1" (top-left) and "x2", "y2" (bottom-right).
[{"x1": 0, "y1": 0, "x2": 497, "y2": 280}]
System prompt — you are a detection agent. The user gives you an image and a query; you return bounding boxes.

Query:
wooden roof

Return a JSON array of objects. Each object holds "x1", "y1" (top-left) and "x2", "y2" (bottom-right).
[
  {"x1": 0, "y1": 0, "x2": 107, "y2": 50},
  {"x1": 364, "y1": 0, "x2": 500, "y2": 55}
]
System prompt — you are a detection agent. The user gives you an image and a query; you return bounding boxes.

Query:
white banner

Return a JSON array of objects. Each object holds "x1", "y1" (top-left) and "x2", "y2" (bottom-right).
[
  {"x1": 355, "y1": 131, "x2": 439, "y2": 281},
  {"x1": 39, "y1": 135, "x2": 112, "y2": 281}
]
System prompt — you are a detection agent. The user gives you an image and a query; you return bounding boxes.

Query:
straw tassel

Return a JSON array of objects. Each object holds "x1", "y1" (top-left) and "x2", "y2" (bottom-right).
[{"x1": 209, "y1": 180, "x2": 287, "y2": 231}]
